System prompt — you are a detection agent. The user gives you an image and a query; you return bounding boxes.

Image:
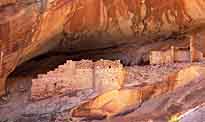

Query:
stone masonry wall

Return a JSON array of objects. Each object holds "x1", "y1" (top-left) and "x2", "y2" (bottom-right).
[{"x1": 31, "y1": 59, "x2": 124, "y2": 100}]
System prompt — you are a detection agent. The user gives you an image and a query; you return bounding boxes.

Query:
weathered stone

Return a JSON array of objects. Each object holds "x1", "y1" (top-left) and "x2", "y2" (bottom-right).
[
  {"x1": 93, "y1": 76, "x2": 205, "y2": 122},
  {"x1": 31, "y1": 60, "x2": 124, "y2": 100},
  {"x1": 175, "y1": 65, "x2": 205, "y2": 87},
  {"x1": 71, "y1": 85, "x2": 155, "y2": 118},
  {"x1": 180, "y1": 104, "x2": 205, "y2": 122},
  {"x1": 149, "y1": 49, "x2": 174, "y2": 65},
  {"x1": 0, "y1": 0, "x2": 16, "y2": 7},
  {"x1": 0, "y1": 3, "x2": 39, "y2": 95},
  {"x1": 174, "y1": 49, "x2": 190, "y2": 62},
  {"x1": 71, "y1": 65, "x2": 205, "y2": 118},
  {"x1": 94, "y1": 60, "x2": 124, "y2": 94},
  {"x1": 1, "y1": 58, "x2": 205, "y2": 121},
  {"x1": 1, "y1": 0, "x2": 205, "y2": 96},
  {"x1": 149, "y1": 36, "x2": 204, "y2": 65}
]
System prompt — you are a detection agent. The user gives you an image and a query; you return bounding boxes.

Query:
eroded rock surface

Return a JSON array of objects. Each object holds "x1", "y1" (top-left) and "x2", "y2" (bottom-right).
[
  {"x1": 180, "y1": 104, "x2": 205, "y2": 122},
  {"x1": 0, "y1": 0, "x2": 205, "y2": 121},
  {"x1": 0, "y1": 0, "x2": 16, "y2": 7},
  {"x1": 0, "y1": 54, "x2": 205, "y2": 122},
  {"x1": 1, "y1": 0, "x2": 205, "y2": 96},
  {"x1": 71, "y1": 64, "x2": 205, "y2": 119}
]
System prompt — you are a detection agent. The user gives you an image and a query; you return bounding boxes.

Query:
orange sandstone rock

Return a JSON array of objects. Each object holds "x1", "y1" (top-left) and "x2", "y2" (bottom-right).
[
  {"x1": 0, "y1": 0, "x2": 16, "y2": 7},
  {"x1": 1, "y1": 0, "x2": 205, "y2": 96},
  {"x1": 71, "y1": 65, "x2": 205, "y2": 118}
]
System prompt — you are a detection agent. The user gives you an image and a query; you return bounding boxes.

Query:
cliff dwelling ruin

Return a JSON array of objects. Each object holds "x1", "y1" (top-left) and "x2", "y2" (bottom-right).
[
  {"x1": 150, "y1": 35, "x2": 204, "y2": 65},
  {"x1": 1, "y1": 0, "x2": 205, "y2": 122}
]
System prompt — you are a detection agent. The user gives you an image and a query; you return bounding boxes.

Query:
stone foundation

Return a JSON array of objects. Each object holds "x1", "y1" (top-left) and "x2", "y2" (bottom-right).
[
  {"x1": 31, "y1": 60, "x2": 125, "y2": 100},
  {"x1": 150, "y1": 45, "x2": 204, "y2": 65}
]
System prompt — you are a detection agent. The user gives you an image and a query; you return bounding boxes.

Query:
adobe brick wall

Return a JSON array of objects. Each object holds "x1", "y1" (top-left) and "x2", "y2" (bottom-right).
[
  {"x1": 94, "y1": 60, "x2": 124, "y2": 94},
  {"x1": 150, "y1": 44, "x2": 204, "y2": 65},
  {"x1": 31, "y1": 60, "x2": 124, "y2": 100},
  {"x1": 174, "y1": 50, "x2": 190, "y2": 62},
  {"x1": 149, "y1": 49, "x2": 174, "y2": 65}
]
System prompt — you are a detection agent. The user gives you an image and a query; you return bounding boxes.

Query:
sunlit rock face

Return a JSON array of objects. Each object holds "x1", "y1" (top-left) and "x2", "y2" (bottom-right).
[
  {"x1": 0, "y1": 0, "x2": 74, "y2": 95},
  {"x1": 71, "y1": 65, "x2": 205, "y2": 119},
  {"x1": 0, "y1": 0, "x2": 205, "y2": 96},
  {"x1": 0, "y1": 1, "x2": 39, "y2": 95},
  {"x1": 0, "y1": 0, "x2": 16, "y2": 7},
  {"x1": 63, "y1": 0, "x2": 205, "y2": 51}
]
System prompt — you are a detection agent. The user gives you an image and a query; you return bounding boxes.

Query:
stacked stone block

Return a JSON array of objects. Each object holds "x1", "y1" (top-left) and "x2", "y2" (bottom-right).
[
  {"x1": 150, "y1": 45, "x2": 204, "y2": 65},
  {"x1": 31, "y1": 60, "x2": 124, "y2": 100}
]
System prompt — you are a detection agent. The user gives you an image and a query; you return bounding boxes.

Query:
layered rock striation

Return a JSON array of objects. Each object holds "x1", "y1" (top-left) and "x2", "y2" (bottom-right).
[{"x1": 1, "y1": 0, "x2": 205, "y2": 96}]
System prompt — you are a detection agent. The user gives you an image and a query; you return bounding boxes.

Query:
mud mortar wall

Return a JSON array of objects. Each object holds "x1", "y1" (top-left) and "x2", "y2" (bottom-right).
[{"x1": 31, "y1": 60, "x2": 124, "y2": 100}]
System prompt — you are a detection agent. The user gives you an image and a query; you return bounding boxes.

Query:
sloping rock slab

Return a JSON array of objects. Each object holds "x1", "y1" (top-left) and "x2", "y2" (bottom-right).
[
  {"x1": 93, "y1": 77, "x2": 205, "y2": 122},
  {"x1": 180, "y1": 104, "x2": 205, "y2": 122},
  {"x1": 71, "y1": 65, "x2": 205, "y2": 119}
]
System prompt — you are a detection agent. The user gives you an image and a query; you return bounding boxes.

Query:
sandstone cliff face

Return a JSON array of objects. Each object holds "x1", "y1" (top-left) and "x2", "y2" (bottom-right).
[
  {"x1": 0, "y1": 0, "x2": 16, "y2": 7},
  {"x1": 62, "y1": 0, "x2": 205, "y2": 51},
  {"x1": 0, "y1": 1, "x2": 39, "y2": 95},
  {"x1": 0, "y1": 0, "x2": 205, "y2": 96},
  {"x1": 0, "y1": 0, "x2": 74, "y2": 95}
]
